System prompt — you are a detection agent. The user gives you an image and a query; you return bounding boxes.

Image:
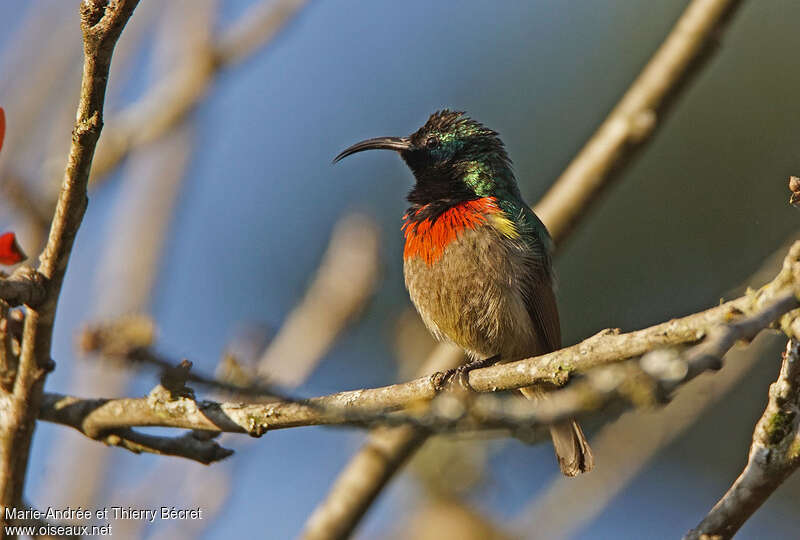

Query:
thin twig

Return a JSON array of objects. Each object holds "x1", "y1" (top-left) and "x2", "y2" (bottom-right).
[
  {"x1": 0, "y1": 0, "x2": 310, "y2": 247},
  {"x1": 517, "y1": 236, "x2": 800, "y2": 540},
  {"x1": 302, "y1": 426, "x2": 428, "y2": 540},
  {"x1": 685, "y1": 338, "x2": 800, "y2": 539},
  {"x1": 257, "y1": 213, "x2": 380, "y2": 387},
  {"x1": 0, "y1": 0, "x2": 140, "y2": 518},
  {"x1": 0, "y1": 266, "x2": 45, "y2": 308},
  {"x1": 89, "y1": 426, "x2": 231, "y2": 465},
  {"x1": 88, "y1": 0, "x2": 310, "y2": 185},
  {"x1": 77, "y1": 316, "x2": 295, "y2": 401},
  {"x1": 36, "y1": 244, "x2": 800, "y2": 438},
  {"x1": 47, "y1": 0, "x2": 211, "y2": 511},
  {"x1": 535, "y1": 0, "x2": 743, "y2": 243},
  {"x1": 298, "y1": 345, "x2": 463, "y2": 540},
  {"x1": 387, "y1": 293, "x2": 798, "y2": 434}
]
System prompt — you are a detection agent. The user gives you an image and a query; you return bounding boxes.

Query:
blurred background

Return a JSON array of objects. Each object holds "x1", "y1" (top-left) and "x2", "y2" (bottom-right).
[{"x1": 0, "y1": 0, "x2": 798, "y2": 538}]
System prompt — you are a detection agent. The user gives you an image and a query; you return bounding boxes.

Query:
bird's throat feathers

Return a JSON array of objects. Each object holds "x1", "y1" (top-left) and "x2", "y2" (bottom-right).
[{"x1": 402, "y1": 197, "x2": 518, "y2": 265}]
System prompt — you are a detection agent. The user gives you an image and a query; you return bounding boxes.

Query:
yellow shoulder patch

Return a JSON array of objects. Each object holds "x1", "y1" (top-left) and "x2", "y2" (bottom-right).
[{"x1": 488, "y1": 213, "x2": 520, "y2": 239}]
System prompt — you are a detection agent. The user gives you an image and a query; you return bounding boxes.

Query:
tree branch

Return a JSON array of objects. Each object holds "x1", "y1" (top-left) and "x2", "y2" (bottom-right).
[
  {"x1": 300, "y1": 345, "x2": 464, "y2": 540},
  {"x1": 78, "y1": 423, "x2": 232, "y2": 465},
  {"x1": 47, "y1": 2, "x2": 215, "y2": 510},
  {"x1": 302, "y1": 426, "x2": 428, "y2": 540},
  {"x1": 0, "y1": 0, "x2": 139, "y2": 519},
  {"x1": 77, "y1": 315, "x2": 294, "y2": 400},
  {"x1": 517, "y1": 234, "x2": 800, "y2": 540},
  {"x1": 685, "y1": 338, "x2": 800, "y2": 539},
  {"x1": 35, "y1": 242, "x2": 800, "y2": 439},
  {"x1": 535, "y1": 0, "x2": 743, "y2": 243},
  {"x1": 0, "y1": 266, "x2": 45, "y2": 308},
  {"x1": 88, "y1": 0, "x2": 310, "y2": 185},
  {"x1": 256, "y1": 213, "x2": 381, "y2": 387},
  {"x1": 388, "y1": 292, "x2": 798, "y2": 435}
]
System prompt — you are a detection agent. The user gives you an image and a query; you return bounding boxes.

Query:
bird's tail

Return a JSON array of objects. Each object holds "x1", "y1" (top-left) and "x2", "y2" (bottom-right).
[
  {"x1": 519, "y1": 387, "x2": 594, "y2": 476},
  {"x1": 548, "y1": 419, "x2": 593, "y2": 477}
]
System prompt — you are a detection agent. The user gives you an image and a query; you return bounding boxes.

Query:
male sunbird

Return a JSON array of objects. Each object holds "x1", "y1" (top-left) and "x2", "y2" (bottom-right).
[{"x1": 335, "y1": 110, "x2": 592, "y2": 476}]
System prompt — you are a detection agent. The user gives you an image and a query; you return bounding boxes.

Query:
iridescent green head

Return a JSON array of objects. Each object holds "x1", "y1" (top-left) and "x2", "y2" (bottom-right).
[{"x1": 334, "y1": 110, "x2": 519, "y2": 207}]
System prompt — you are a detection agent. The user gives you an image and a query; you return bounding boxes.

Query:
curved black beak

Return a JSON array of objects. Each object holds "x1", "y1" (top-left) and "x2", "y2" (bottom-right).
[{"x1": 333, "y1": 136, "x2": 411, "y2": 163}]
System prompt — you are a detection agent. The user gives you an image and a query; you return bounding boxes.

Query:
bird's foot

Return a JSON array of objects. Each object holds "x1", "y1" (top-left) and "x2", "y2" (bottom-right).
[{"x1": 431, "y1": 354, "x2": 501, "y2": 393}]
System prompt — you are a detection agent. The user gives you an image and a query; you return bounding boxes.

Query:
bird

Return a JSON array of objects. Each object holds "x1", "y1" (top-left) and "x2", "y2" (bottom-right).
[{"x1": 334, "y1": 109, "x2": 593, "y2": 476}]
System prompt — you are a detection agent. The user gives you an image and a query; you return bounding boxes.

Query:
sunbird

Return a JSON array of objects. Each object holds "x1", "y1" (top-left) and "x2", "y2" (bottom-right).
[{"x1": 335, "y1": 110, "x2": 592, "y2": 476}]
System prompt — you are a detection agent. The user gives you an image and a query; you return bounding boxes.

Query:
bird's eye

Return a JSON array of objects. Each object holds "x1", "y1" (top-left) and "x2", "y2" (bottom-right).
[{"x1": 425, "y1": 136, "x2": 440, "y2": 149}]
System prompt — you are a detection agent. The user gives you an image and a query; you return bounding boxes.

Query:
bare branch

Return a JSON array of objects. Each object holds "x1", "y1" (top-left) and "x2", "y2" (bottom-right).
[
  {"x1": 0, "y1": 0, "x2": 140, "y2": 517},
  {"x1": 257, "y1": 214, "x2": 381, "y2": 387},
  {"x1": 105, "y1": 429, "x2": 232, "y2": 464},
  {"x1": 390, "y1": 292, "x2": 798, "y2": 435},
  {"x1": 302, "y1": 426, "x2": 428, "y2": 540},
  {"x1": 33, "y1": 242, "x2": 787, "y2": 535},
  {"x1": 36, "y1": 243, "x2": 800, "y2": 439},
  {"x1": 685, "y1": 338, "x2": 800, "y2": 539},
  {"x1": 303, "y1": 221, "x2": 785, "y2": 536},
  {"x1": 298, "y1": 236, "x2": 795, "y2": 540},
  {"x1": 89, "y1": 0, "x2": 310, "y2": 185},
  {"x1": 77, "y1": 316, "x2": 297, "y2": 401},
  {"x1": 518, "y1": 235, "x2": 800, "y2": 540},
  {"x1": 60, "y1": 410, "x2": 234, "y2": 465},
  {"x1": 299, "y1": 345, "x2": 465, "y2": 540},
  {"x1": 0, "y1": 266, "x2": 45, "y2": 308},
  {"x1": 535, "y1": 0, "x2": 743, "y2": 243},
  {"x1": 39, "y1": 378, "x2": 234, "y2": 463},
  {"x1": 214, "y1": 0, "x2": 309, "y2": 66},
  {"x1": 47, "y1": 1, "x2": 210, "y2": 510}
]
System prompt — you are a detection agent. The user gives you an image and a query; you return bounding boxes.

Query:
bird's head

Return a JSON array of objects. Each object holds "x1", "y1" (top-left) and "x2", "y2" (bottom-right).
[{"x1": 334, "y1": 110, "x2": 517, "y2": 206}]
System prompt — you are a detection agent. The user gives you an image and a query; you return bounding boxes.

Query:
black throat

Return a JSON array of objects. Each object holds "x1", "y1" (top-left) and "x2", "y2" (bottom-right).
[{"x1": 404, "y1": 164, "x2": 479, "y2": 224}]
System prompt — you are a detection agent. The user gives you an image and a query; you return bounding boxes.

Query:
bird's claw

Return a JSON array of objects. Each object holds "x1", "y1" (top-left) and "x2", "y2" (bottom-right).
[
  {"x1": 430, "y1": 354, "x2": 501, "y2": 393},
  {"x1": 431, "y1": 364, "x2": 473, "y2": 393}
]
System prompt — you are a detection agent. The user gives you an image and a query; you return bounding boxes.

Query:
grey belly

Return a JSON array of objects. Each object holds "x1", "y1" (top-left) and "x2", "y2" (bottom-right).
[{"x1": 403, "y1": 225, "x2": 544, "y2": 361}]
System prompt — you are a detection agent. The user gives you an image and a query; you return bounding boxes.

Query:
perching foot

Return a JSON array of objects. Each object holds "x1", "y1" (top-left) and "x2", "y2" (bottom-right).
[{"x1": 431, "y1": 354, "x2": 501, "y2": 392}]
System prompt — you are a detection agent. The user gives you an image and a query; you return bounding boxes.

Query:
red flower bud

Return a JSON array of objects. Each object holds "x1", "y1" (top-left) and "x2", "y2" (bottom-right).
[{"x1": 0, "y1": 232, "x2": 27, "y2": 265}]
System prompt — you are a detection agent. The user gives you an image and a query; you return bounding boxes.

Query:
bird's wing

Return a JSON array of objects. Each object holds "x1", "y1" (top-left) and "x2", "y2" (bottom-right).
[
  {"x1": 515, "y1": 204, "x2": 561, "y2": 352},
  {"x1": 521, "y1": 277, "x2": 562, "y2": 352}
]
